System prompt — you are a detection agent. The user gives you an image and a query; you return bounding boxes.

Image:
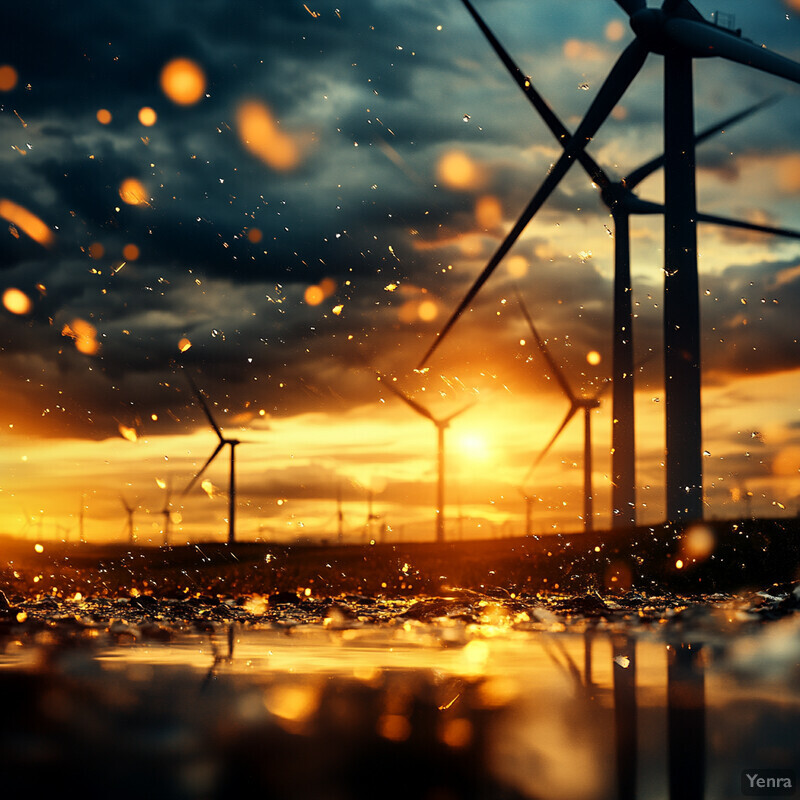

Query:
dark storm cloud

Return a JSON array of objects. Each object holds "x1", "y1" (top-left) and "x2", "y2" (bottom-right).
[{"x1": 0, "y1": 0, "x2": 798, "y2": 444}]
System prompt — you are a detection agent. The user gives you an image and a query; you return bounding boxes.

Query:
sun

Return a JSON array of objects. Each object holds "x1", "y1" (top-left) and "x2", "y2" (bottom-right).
[{"x1": 456, "y1": 432, "x2": 490, "y2": 462}]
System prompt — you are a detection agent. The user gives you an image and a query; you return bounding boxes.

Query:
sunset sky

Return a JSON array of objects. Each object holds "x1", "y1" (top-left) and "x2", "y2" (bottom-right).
[{"x1": 0, "y1": 0, "x2": 799, "y2": 545}]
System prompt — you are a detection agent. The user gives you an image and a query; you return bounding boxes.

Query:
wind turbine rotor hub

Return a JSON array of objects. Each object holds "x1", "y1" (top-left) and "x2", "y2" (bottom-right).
[
  {"x1": 630, "y1": 8, "x2": 668, "y2": 55},
  {"x1": 601, "y1": 182, "x2": 632, "y2": 213}
]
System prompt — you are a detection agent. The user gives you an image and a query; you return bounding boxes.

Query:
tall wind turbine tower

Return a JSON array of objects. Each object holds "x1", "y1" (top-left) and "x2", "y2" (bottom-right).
[
  {"x1": 420, "y1": 0, "x2": 800, "y2": 523},
  {"x1": 184, "y1": 373, "x2": 248, "y2": 545},
  {"x1": 378, "y1": 373, "x2": 473, "y2": 543}
]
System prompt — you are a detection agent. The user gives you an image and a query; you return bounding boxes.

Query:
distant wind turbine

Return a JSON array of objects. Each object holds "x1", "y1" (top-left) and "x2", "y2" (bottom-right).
[
  {"x1": 458, "y1": 0, "x2": 800, "y2": 530},
  {"x1": 378, "y1": 373, "x2": 474, "y2": 542},
  {"x1": 518, "y1": 297, "x2": 609, "y2": 533},
  {"x1": 421, "y1": 0, "x2": 800, "y2": 524},
  {"x1": 120, "y1": 495, "x2": 138, "y2": 545},
  {"x1": 158, "y1": 479, "x2": 173, "y2": 546},
  {"x1": 183, "y1": 374, "x2": 247, "y2": 545}
]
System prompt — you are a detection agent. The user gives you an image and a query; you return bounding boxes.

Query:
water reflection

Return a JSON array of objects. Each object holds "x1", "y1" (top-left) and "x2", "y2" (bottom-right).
[{"x1": 0, "y1": 620, "x2": 798, "y2": 799}]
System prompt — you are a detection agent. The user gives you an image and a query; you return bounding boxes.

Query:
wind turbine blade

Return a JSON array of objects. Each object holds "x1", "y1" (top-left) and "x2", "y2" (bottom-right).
[
  {"x1": 459, "y1": 0, "x2": 610, "y2": 189},
  {"x1": 516, "y1": 291, "x2": 576, "y2": 403},
  {"x1": 441, "y1": 401, "x2": 476, "y2": 426},
  {"x1": 185, "y1": 372, "x2": 224, "y2": 441},
  {"x1": 665, "y1": 19, "x2": 800, "y2": 85},
  {"x1": 377, "y1": 373, "x2": 436, "y2": 422},
  {"x1": 695, "y1": 212, "x2": 800, "y2": 241},
  {"x1": 592, "y1": 379, "x2": 613, "y2": 401},
  {"x1": 417, "y1": 39, "x2": 648, "y2": 368},
  {"x1": 614, "y1": 0, "x2": 645, "y2": 14},
  {"x1": 664, "y1": 0, "x2": 704, "y2": 21},
  {"x1": 184, "y1": 441, "x2": 225, "y2": 495},
  {"x1": 535, "y1": 406, "x2": 579, "y2": 468},
  {"x1": 625, "y1": 96, "x2": 778, "y2": 189}
]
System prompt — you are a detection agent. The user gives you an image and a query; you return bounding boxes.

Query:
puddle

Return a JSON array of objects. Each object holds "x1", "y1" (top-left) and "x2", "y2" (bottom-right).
[{"x1": 0, "y1": 616, "x2": 797, "y2": 799}]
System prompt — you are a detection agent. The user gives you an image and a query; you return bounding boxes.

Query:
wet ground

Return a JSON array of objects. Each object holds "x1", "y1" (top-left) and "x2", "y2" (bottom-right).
[{"x1": 0, "y1": 578, "x2": 798, "y2": 800}]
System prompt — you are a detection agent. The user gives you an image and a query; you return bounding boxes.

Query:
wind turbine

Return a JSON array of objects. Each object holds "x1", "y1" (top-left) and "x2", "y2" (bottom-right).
[
  {"x1": 377, "y1": 373, "x2": 473, "y2": 542},
  {"x1": 183, "y1": 374, "x2": 245, "y2": 545},
  {"x1": 120, "y1": 495, "x2": 137, "y2": 545},
  {"x1": 420, "y1": 0, "x2": 800, "y2": 524},
  {"x1": 457, "y1": 0, "x2": 800, "y2": 530},
  {"x1": 158, "y1": 479, "x2": 173, "y2": 546},
  {"x1": 518, "y1": 297, "x2": 609, "y2": 533}
]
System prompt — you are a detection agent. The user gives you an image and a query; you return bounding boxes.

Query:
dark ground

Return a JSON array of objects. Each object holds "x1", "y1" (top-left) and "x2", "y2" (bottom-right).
[{"x1": 2, "y1": 516, "x2": 799, "y2": 601}]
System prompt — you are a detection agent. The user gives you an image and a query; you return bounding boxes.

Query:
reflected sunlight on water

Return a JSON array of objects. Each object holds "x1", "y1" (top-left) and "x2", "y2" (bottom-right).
[{"x1": 2, "y1": 620, "x2": 797, "y2": 800}]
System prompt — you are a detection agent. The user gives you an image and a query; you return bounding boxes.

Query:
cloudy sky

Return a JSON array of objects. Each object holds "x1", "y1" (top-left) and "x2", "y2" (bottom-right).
[{"x1": 0, "y1": 0, "x2": 799, "y2": 545}]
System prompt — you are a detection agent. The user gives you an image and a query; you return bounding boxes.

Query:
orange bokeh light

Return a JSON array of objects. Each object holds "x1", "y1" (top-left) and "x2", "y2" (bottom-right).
[
  {"x1": 61, "y1": 319, "x2": 100, "y2": 356},
  {"x1": 96, "y1": 108, "x2": 112, "y2": 125},
  {"x1": 605, "y1": 20, "x2": 626, "y2": 42},
  {"x1": 436, "y1": 150, "x2": 484, "y2": 191},
  {"x1": 506, "y1": 255, "x2": 529, "y2": 278},
  {"x1": 122, "y1": 243, "x2": 140, "y2": 261},
  {"x1": 304, "y1": 285, "x2": 324, "y2": 305},
  {"x1": 319, "y1": 277, "x2": 336, "y2": 297},
  {"x1": 178, "y1": 337, "x2": 192, "y2": 352},
  {"x1": 2, "y1": 288, "x2": 32, "y2": 315},
  {"x1": 418, "y1": 300, "x2": 438, "y2": 322},
  {"x1": 475, "y1": 195, "x2": 503, "y2": 229},
  {"x1": 236, "y1": 100, "x2": 300, "y2": 171},
  {"x1": 586, "y1": 350, "x2": 601, "y2": 366},
  {"x1": 138, "y1": 106, "x2": 157, "y2": 126},
  {"x1": 88, "y1": 242, "x2": 105, "y2": 260},
  {"x1": 0, "y1": 65, "x2": 18, "y2": 92},
  {"x1": 119, "y1": 178, "x2": 148, "y2": 206},
  {"x1": 160, "y1": 58, "x2": 206, "y2": 105},
  {"x1": 247, "y1": 228, "x2": 263, "y2": 244},
  {"x1": 0, "y1": 199, "x2": 54, "y2": 247}
]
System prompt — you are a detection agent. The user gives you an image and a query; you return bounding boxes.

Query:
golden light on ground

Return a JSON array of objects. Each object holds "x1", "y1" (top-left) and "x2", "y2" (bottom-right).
[
  {"x1": 61, "y1": 319, "x2": 100, "y2": 355},
  {"x1": 119, "y1": 178, "x2": 148, "y2": 206},
  {"x1": 178, "y1": 337, "x2": 192, "y2": 352},
  {"x1": 436, "y1": 150, "x2": 484, "y2": 191},
  {"x1": 3, "y1": 288, "x2": 32, "y2": 315},
  {"x1": 0, "y1": 199, "x2": 54, "y2": 247},
  {"x1": 304, "y1": 285, "x2": 324, "y2": 305},
  {"x1": 88, "y1": 242, "x2": 104, "y2": 260},
  {"x1": 586, "y1": 350, "x2": 601, "y2": 366},
  {"x1": 475, "y1": 195, "x2": 502, "y2": 229},
  {"x1": 236, "y1": 100, "x2": 300, "y2": 171},
  {"x1": 160, "y1": 58, "x2": 206, "y2": 105},
  {"x1": 506, "y1": 255, "x2": 529, "y2": 278},
  {"x1": 247, "y1": 227, "x2": 263, "y2": 243},
  {"x1": 0, "y1": 65, "x2": 18, "y2": 91},
  {"x1": 96, "y1": 108, "x2": 112, "y2": 125},
  {"x1": 605, "y1": 20, "x2": 626, "y2": 41},
  {"x1": 138, "y1": 106, "x2": 157, "y2": 126},
  {"x1": 122, "y1": 243, "x2": 140, "y2": 261}
]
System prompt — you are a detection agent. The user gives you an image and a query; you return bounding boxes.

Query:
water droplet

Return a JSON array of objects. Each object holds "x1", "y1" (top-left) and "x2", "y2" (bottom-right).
[
  {"x1": 462, "y1": 114, "x2": 471, "y2": 123},
  {"x1": 579, "y1": 83, "x2": 590, "y2": 91}
]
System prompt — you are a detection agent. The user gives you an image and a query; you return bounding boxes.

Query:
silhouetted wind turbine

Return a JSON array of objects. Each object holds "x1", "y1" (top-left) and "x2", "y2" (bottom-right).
[
  {"x1": 378, "y1": 373, "x2": 473, "y2": 542},
  {"x1": 458, "y1": 0, "x2": 800, "y2": 531},
  {"x1": 183, "y1": 374, "x2": 246, "y2": 545},
  {"x1": 518, "y1": 297, "x2": 609, "y2": 533},
  {"x1": 421, "y1": 0, "x2": 800, "y2": 524},
  {"x1": 120, "y1": 494, "x2": 137, "y2": 545},
  {"x1": 158, "y1": 479, "x2": 173, "y2": 546}
]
